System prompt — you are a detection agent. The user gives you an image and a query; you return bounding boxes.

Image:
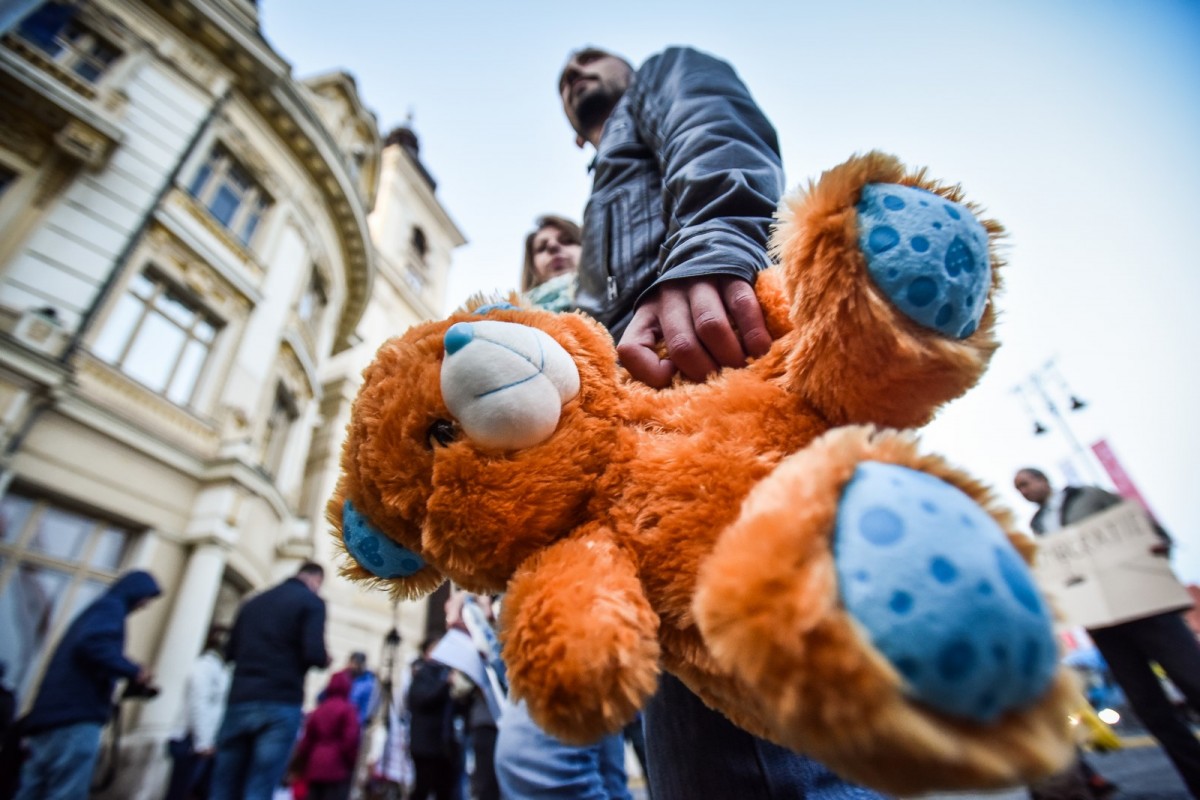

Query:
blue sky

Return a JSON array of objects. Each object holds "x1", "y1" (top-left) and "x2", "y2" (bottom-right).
[{"x1": 261, "y1": 2, "x2": 1200, "y2": 582}]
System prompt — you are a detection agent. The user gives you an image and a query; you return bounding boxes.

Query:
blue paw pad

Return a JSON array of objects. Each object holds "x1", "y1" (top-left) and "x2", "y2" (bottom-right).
[
  {"x1": 343, "y1": 500, "x2": 425, "y2": 578},
  {"x1": 834, "y1": 462, "x2": 1057, "y2": 722},
  {"x1": 856, "y1": 183, "x2": 991, "y2": 339}
]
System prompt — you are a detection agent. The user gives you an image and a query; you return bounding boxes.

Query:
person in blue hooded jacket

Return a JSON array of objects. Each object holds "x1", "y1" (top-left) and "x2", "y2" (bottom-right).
[{"x1": 15, "y1": 569, "x2": 161, "y2": 800}]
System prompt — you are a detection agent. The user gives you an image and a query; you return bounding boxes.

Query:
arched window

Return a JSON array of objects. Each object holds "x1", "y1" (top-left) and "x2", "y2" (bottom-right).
[
  {"x1": 411, "y1": 227, "x2": 428, "y2": 263},
  {"x1": 188, "y1": 145, "x2": 271, "y2": 246},
  {"x1": 260, "y1": 383, "x2": 299, "y2": 480},
  {"x1": 405, "y1": 227, "x2": 430, "y2": 294}
]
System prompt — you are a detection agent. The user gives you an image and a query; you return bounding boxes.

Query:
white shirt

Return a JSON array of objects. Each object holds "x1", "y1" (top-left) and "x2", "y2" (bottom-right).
[
  {"x1": 186, "y1": 650, "x2": 231, "y2": 751},
  {"x1": 1039, "y1": 489, "x2": 1069, "y2": 533}
]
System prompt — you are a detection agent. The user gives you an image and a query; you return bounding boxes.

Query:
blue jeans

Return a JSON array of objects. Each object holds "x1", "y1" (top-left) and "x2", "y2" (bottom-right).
[
  {"x1": 645, "y1": 674, "x2": 886, "y2": 799},
  {"x1": 14, "y1": 721, "x2": 103, "y2": 800},
  {"x1": 209, "y1": 701, "x2": 303, "y2": 800},
  {"x1": 495, "y1": 700, "x2": 631, "y2": 799}
]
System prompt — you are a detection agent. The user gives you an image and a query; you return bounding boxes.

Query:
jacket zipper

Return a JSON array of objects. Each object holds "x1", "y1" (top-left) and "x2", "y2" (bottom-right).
[{"x1": 603, "y1": 196, "x2": 625, "y2": 303}]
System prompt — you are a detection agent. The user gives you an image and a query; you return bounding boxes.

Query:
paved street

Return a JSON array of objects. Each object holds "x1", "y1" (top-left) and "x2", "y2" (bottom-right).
[
  {"x1": 926, "y1": 737, "x2": 1190, "y2": 800},
  {"x1": 627, "y1": 737, "x2": 1191, "y2": 799}
]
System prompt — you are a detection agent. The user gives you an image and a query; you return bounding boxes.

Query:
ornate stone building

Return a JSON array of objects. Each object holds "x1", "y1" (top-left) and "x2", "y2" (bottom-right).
[{"x1": 0, "y1": 1, "x2": 463, "y2": 795}]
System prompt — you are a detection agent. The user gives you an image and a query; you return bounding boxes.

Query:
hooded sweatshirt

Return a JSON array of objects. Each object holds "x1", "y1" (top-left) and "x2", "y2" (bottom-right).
[
  {"x1": 294, "y1": 671, "x2": 361, "y2": 783},
  {"x1": 23, "y1": 570, "x2": 161, "y2": 733}
]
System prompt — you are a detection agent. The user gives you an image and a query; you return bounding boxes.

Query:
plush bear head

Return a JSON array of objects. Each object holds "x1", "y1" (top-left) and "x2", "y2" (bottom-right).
[{"x1": 334, "y1": 306, "x2": 628, "y2": 594}]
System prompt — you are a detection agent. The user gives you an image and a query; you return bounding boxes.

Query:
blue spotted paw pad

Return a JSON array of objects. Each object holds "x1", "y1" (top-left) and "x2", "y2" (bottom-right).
[
  {"x1": 834, "y1": 462, "x2": 1057, "y2": 722},
  {"x1": 342, "y1": 500, "x2": 426, "y2": 578},
  {"x1": 856, "y1": 183, "x2": 991, "y2": 339}
]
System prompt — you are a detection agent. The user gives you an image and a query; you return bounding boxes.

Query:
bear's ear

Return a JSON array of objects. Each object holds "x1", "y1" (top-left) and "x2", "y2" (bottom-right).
[{"x1": 330, "y1": 497, "x2": 446, "y2": 600}]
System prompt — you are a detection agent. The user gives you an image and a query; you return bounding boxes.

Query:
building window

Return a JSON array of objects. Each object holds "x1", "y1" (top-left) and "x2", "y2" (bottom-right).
[
  {"x1": 188, "y1": 145, "x2": 271, "y2": 246},
  {"x1": 296, "y1": 270, "x2": 327, "y2": 331},
  {"x1": 260, "y1": 384, "x2": 298, "y2": 479},
  {"x1": 411, "y1": 227, "x2": 427, "y2": 263},
  {"x1": 16, "y1": 2, "x2": 122, "y2": 84},
  {"x1": 0, "y1": 166, "x2": 16, "y2": 198},
  {"x1": 92, "y1": 269, "x2": 220, "y2": 407},
  {"x1": 405, "y1": 226, "x2": 430, "y2": 294},
  {"x1": 0, "y1": 490, "x2": 134, "y2": 702}
]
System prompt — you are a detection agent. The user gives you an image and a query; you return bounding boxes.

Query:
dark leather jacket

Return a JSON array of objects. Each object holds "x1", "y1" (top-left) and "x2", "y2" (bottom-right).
[{"x1": 574, "y1": 47, "x2": 785, "y2": 337}]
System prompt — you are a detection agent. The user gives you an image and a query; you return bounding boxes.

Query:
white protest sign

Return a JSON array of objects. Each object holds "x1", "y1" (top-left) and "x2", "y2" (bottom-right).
[{"x1": 1033, "y1": 501, "x2": 1191, "y2": 629}]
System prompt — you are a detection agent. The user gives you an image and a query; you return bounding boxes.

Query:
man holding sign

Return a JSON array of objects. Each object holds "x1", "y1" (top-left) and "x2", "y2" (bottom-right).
[{"x1": 1016, "y1": 467, "x2": 1200, "y2": 797}]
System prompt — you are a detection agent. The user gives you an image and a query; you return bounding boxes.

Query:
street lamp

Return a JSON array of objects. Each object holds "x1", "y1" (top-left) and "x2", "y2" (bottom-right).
[
  {"x1": 380, "y1": 602, "x2": 403, "y2": 701},
  {"x1": 1013, "y1": 359, "x2": 1105, "y2": 484}
]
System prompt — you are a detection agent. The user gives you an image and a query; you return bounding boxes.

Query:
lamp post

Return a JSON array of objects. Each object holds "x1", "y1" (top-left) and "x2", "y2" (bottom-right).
[
  {"x1": 379, "y1": 602, "x2": 403, "y2": 706},
  {"x1": 362, "y1": 604, "x2": 406, "y2": 799},
  {"x1": 1013, "y1": 358, "x2": 1106, "y2": 485}
]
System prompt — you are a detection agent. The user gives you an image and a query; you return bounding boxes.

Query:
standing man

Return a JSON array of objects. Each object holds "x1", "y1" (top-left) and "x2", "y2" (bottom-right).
[
  {"x1": 563, "y1": 45, "x2": 779, "y2": 390},
  {"x1": 15, "y1": 569, "x2": 160, "y2": 800},
  {"x1": 211, "y1": 562, "x2": 330, "y2": 800},
  {"x1": 1015, "y1": 467, "x2": 1200, "y2": 797},
  {"x1": 558, "y1": 45, "x2": 880, "y2": 799}
]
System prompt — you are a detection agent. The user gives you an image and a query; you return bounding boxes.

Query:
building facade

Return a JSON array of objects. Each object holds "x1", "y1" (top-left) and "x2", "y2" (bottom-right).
[{"x1": 0, "y1": 0, "x2": 464, "y2": 796}]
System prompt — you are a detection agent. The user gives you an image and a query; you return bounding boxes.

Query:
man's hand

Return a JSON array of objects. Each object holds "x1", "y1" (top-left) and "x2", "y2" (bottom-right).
[{"x1": 617, "y1": 275, "x2": 771, "y2": 388}]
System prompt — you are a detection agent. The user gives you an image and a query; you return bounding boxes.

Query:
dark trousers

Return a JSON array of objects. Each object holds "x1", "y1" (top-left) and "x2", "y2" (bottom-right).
[
  {"x1": 469, "y1": 726, "x2": 499, "y2": 800},
  {"x1": 306, "y1": 780, "x2": 351, "y2": 800},
  {"x1": 410, "y1": 755, "x2": 459, "y2": 800},
  {"x1": 163, "y1": 738, "x2": 214, "y2": 800},
  {"x1": 1089, "y1": 611, "x2": 1200, "y2": 797},
  {"x1": 644, "y1": 673, "x2": 882, "y2": 800}
]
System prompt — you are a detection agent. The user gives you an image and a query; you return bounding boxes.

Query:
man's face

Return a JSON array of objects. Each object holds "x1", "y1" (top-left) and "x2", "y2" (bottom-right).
[
  {"x1": 299, "y1": 572, "x2": 324, "y2": 594},
  {"x1": 558, "y1": 48, "x2": 632, "y2": 139},
  {"x1": 1013, "y1": 471, "x2": 1052, "y2": 504}
]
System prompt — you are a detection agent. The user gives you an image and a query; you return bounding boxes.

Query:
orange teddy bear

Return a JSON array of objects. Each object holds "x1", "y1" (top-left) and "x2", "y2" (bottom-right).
[{"x1": 329, "y1": 152, "x2": 1075, "y2": 794}]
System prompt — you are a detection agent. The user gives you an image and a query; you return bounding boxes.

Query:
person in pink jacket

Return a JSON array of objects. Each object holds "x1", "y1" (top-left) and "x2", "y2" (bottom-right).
[{"x1": 291, "y1": 672, "x2": 361, "y2": 800}]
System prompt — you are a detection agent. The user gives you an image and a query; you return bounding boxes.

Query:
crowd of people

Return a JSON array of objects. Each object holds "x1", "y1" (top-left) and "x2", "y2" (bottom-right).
[{"x1": 1, "y1": 41, "x2": 1198, "y2": 800}]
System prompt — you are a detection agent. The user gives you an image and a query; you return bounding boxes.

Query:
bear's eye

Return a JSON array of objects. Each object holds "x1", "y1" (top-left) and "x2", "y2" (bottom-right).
[{"x1": 426, "y1": 419, "x2": 458, "y2": 449}]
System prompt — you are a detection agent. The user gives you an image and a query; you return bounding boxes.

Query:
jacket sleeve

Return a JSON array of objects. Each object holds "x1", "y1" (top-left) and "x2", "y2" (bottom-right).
[
  {"x1": 75, "y1": 626, "x2": 140, "y2": 679},
  {"x1": 1083, "y1": 487, "x2": 1123, "y2": 514},
  {"x1": 300, "y1": 597, "x2": 329, "y2": 669},
  {"x1": 629, "y1": 47, "x2": 784, "y2": 294}
]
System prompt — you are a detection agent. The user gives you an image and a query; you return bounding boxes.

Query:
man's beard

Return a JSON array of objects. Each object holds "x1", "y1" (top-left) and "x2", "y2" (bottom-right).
[{"x1": 572, "y1": 85, "x2": 621, "y2": 134}]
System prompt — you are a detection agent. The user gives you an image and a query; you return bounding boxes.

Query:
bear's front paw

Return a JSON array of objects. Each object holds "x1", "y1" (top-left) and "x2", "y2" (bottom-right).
[
  {"x1": 835, "y1": 461, "x2": 1058, "y2": 721},
  {"x1": 502, "y1": 534, "x2": 661, "y2": 745},
  {"x1": 857, "y1": 183, "x2": 991, "y2": 339}
]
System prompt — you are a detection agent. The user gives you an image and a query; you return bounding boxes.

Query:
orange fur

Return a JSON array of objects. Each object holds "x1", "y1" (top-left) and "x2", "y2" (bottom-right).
[{"x1": 327, "y1": 153, "x2": 1073, "y2": 793}]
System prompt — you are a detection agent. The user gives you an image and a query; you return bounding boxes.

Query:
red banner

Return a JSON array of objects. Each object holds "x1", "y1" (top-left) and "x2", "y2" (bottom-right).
[{"x1": 1090, "y1": 439, "x2": 1152, "y2": 516}]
